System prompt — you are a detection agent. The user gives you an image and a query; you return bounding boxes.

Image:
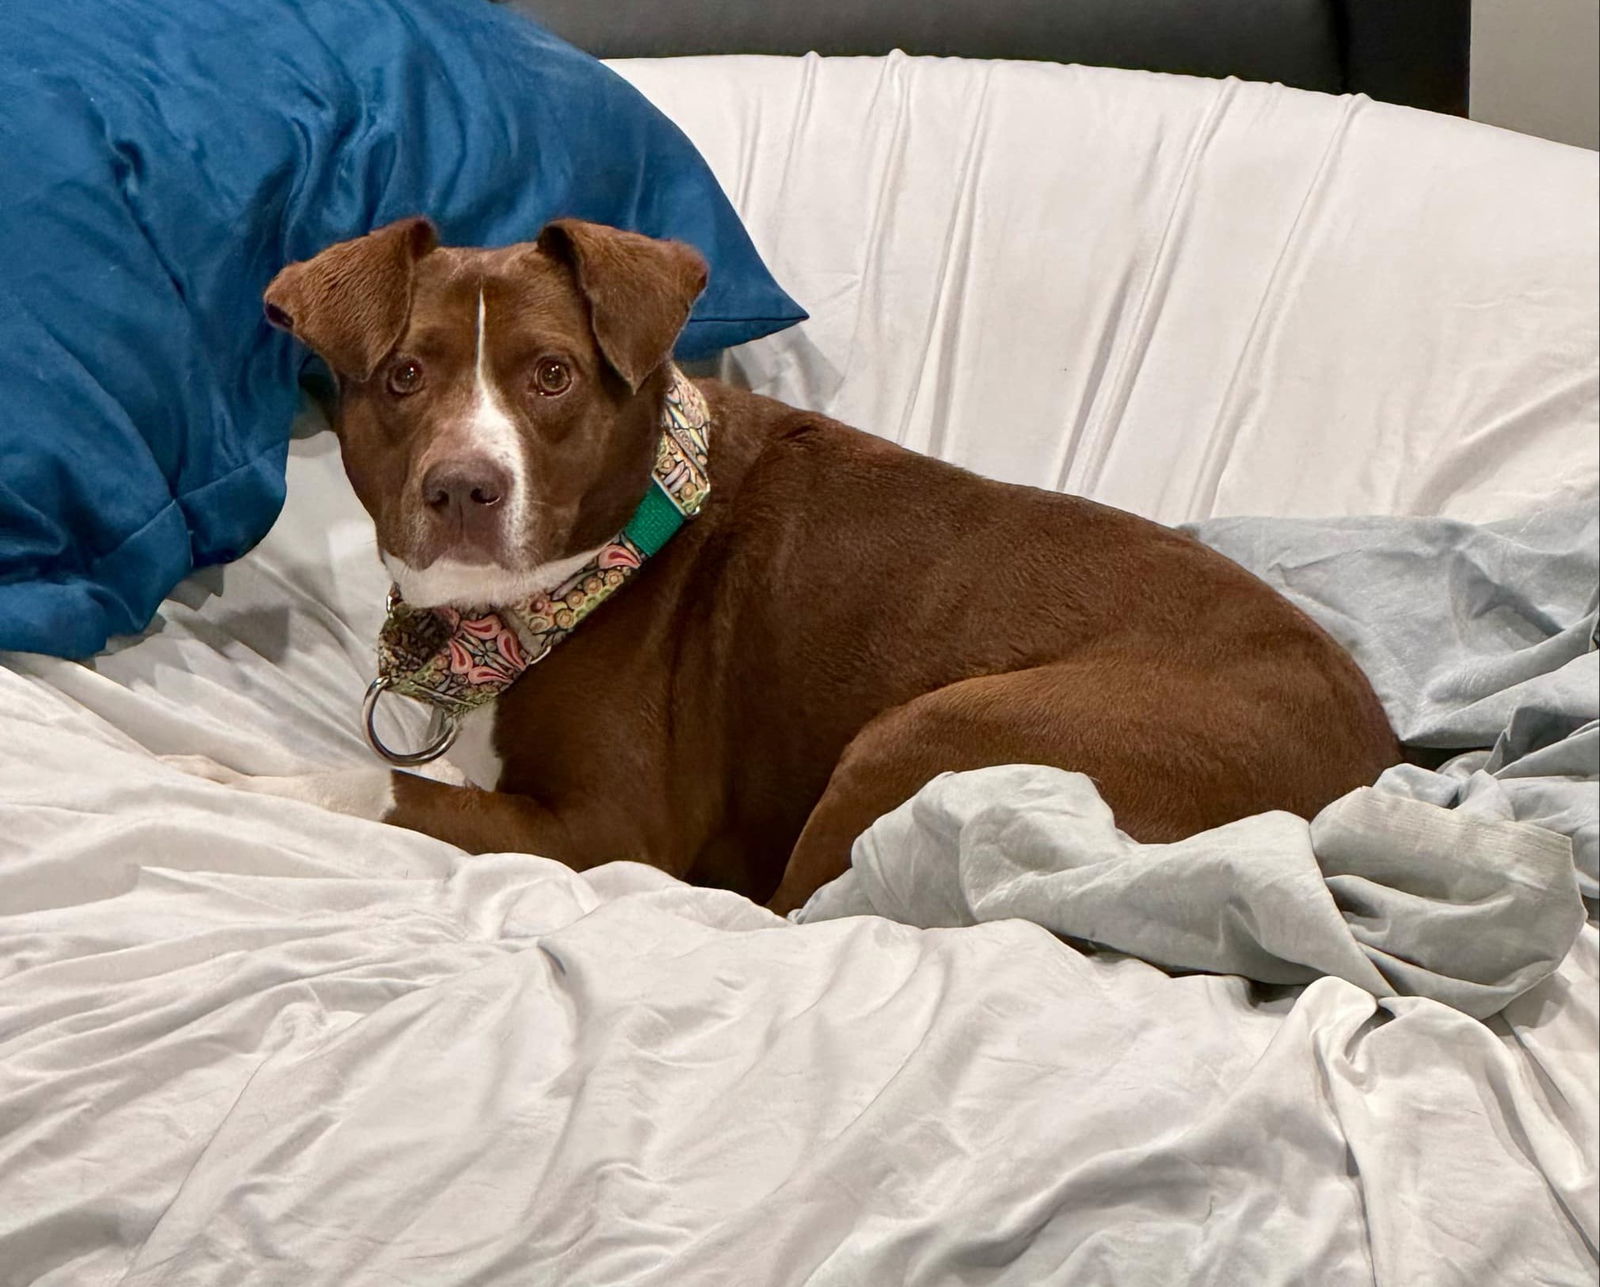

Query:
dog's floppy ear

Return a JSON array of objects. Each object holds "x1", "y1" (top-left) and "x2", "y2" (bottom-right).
[
  {"x1": 264, "y1": 217, "x2": 438, "y2": 381},
  {"x1": 537, "y1": 219, "x2": 708, "y2": 392}
]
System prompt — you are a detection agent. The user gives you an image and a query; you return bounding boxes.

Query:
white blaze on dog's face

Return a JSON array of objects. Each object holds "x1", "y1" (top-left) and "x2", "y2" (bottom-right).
[{"x1": 263, "y1": 218, "x2": 708, "y2": 607}]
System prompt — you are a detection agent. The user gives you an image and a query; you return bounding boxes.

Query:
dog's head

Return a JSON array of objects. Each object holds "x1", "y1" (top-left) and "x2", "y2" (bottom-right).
[{"x1": 264, "y1": 218, "x2": 707, "y2": 607}]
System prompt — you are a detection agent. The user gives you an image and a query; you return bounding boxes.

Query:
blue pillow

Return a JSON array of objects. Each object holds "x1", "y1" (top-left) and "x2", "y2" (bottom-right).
[{"x1": 0, "y1": 0, "x2": 803, "y2": 658}]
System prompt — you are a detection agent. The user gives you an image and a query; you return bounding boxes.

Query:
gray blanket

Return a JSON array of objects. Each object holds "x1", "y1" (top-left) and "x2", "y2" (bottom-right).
[{"x1": 797, "y1": 505, "x2": 1599, "y2": 1018}]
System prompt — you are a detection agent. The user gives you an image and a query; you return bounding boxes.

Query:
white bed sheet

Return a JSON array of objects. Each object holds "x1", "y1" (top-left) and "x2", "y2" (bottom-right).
[
  {"x1": 612, "y1": 54, "x2": 1600, "y2": 524},
  {"x1": 3, "y1": 431, "x2": 1596, "y2": 1286},
  {"x1": 3, "y1": 55, "x2": 1599, "y2": 1286}
]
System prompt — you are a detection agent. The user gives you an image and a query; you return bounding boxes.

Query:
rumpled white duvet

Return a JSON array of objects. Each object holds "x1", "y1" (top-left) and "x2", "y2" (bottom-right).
[
  {"x1": 4, "y1": 54, "x2": 1599, "y2": 1287},
  {"x1": 4, "y1": 434, "x2": 1596, "y2": 1287}
]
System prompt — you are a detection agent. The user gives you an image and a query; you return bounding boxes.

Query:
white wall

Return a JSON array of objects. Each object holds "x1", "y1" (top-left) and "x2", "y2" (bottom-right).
[{"x1": 1471, "y1": 0, "x2": 1599, "y2": 149}]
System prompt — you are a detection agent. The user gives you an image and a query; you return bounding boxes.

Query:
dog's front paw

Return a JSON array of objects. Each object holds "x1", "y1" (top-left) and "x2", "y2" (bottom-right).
[
  {"x1": 161, "y1": 753, "x2": 246, "y2": 785},
  {"x1": 161, "y1": 754, "x2": 397, "y2": 824}
]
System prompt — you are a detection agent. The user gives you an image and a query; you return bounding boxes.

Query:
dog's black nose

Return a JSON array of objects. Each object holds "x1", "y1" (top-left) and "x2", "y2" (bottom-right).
[{"x1": 421, "y1": 458, "x2": 510, "y2": 514}]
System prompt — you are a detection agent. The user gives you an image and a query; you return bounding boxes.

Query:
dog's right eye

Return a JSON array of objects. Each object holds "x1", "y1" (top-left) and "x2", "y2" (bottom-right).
[{"x1": 387, "y1": 358, "x2": 425, "y2": 397}]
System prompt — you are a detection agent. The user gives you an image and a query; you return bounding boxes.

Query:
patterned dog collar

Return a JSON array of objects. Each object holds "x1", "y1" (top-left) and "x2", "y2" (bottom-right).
[{"x1": 363, "y1": 364, "x2": 711, "y2": 765}]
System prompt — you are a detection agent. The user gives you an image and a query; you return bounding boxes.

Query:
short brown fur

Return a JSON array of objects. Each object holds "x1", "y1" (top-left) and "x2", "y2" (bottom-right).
[{"x1": 267, "y1": 219, "x2": 1402, "y2": 915}]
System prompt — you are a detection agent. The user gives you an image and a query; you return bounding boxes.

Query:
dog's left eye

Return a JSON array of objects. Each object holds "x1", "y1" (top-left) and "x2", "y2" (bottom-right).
[
  {"x1": 387, "y1": 357, "x2": 425, "y2": 397},
  {"x1": 532, "y1": 358, "x2": 572, "y2": 397}
]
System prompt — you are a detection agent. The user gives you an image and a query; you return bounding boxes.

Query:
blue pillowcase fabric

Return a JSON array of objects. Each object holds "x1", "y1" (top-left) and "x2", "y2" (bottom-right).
[{"x1": 0, "y1": 0, "x2": 803, "y2": 658}]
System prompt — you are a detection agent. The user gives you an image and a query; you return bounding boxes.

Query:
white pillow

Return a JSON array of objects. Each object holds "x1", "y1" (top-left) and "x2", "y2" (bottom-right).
[{"x1": 612, "y1": 54, "x2": 1599, "y2": 523}]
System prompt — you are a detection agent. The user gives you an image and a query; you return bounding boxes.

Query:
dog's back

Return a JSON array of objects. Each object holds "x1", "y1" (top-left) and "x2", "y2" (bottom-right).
[{"x1": 677, "y1": 381, "x2": 1399, "y2": 906}]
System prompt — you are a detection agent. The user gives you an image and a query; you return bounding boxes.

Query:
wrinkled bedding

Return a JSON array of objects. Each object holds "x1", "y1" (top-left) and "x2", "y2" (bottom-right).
[
  {"x1": 2, "y1": 432, "x2": 1596, "y2": 1287},
  {"x1": 804, "y1": 507, "x2": 1599, "y2": 1025},
  {"x1": 3, "y1": 50, "x2": 1599, "y2": 1287},
  {"x1": 612, "y1": 55, "x2": 1600, "y2": 524}
]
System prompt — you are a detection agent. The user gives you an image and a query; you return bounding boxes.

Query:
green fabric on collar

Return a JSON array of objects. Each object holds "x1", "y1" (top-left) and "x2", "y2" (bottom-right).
[{"x1": 623, "y1": 482, "x2": 687, "y2": 558}]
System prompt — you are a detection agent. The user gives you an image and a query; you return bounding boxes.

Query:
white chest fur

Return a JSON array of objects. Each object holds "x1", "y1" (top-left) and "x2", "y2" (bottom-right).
[{"x1": 445, "y1": 703, "x2": 504, "y2": 790}]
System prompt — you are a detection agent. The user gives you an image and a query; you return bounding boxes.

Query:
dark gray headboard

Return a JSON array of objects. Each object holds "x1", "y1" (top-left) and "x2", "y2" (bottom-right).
[{"x1": 501, "y1": 0, "x2": 1469, "y2": 116}]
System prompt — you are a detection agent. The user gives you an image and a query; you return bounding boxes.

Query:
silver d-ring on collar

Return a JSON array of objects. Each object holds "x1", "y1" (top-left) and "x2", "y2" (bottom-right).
[{"x1": 362, "y1": 676, "x2": 460, "y2": 767}]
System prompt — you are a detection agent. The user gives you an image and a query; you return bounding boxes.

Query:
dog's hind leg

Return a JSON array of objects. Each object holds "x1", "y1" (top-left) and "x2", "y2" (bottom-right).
[{"x1": 764, "y1": 650, "x2": 1391, "y2": 918}]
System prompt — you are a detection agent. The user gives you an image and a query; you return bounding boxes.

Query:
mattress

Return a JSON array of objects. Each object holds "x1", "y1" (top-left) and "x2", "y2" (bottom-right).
[
  {"x1": 3, "y1": 54, "x2": 1598, "y2": 1286},
  {"x1": 3, "y1": 428, "x2": 1596, "y2": 1285},
  {"x1": 611, "y1": 54, "x2": 1600, "y2": 524}
]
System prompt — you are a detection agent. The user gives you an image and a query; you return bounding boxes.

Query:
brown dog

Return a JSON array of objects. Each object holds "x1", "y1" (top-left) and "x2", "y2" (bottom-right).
[{"x1": 252, "y1": 217, "x2": 1399, "y2": 916}]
